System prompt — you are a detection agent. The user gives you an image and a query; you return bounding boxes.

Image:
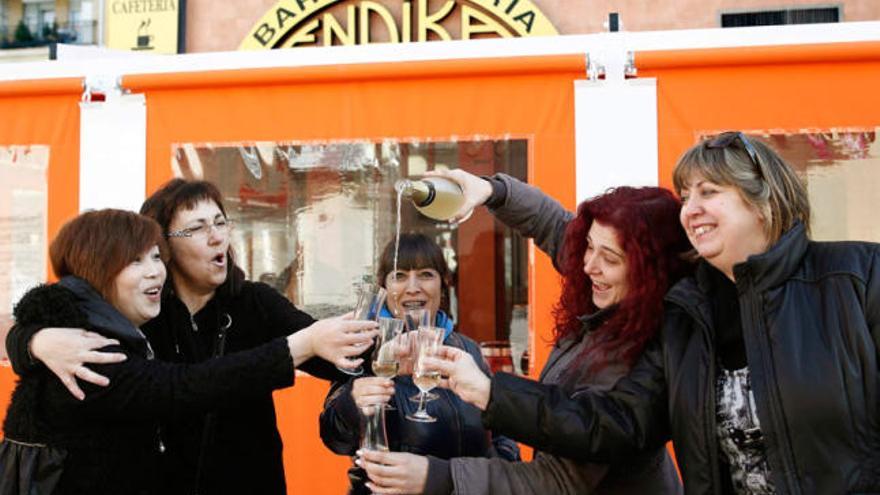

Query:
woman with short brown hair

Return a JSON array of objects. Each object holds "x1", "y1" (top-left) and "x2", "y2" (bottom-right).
[{"x1": 0, "y1": 208, "x2": 374, "y2": 495}]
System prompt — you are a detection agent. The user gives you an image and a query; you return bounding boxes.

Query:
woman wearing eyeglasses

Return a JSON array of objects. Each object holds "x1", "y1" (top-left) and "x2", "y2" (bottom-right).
[
  {"x1": 419, "y1": 133, "x2": 880, "y2": 493},
  {"x1": 319, "y1": 233, "x2": 519, "y2": 495},
  {"x1": 5, "y1": 179, "x2": 373, "y2": 495}
]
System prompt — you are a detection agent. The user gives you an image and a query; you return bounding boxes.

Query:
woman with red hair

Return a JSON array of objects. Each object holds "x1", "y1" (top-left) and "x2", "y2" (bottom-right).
[{"x1": 358, "y1": 171, "x2": 688, "y2": 494}]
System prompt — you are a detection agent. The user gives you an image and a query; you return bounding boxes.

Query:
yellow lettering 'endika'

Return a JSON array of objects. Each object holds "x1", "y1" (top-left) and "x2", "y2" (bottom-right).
[{"x1": 239, "y1": 0, "x2": 557, "y2": 50}]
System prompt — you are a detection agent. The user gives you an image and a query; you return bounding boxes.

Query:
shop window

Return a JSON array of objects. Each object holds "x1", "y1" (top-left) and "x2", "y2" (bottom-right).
[
  {"x1": 0, "y1": 145, "x2": 49, "y2": 358},
  {"x1": 721, "y1": 7, "x2": 840, "y2": 27},
  {"x1": 23, "y1": 1, "x2": 56, "y2": 39},
  {"x1": 704, "y1": 129, "x2": 880, "y2": 242},
  {"x1": 172, "y1": 138, "x2": 529, "y2": 366},
  {"x1": 67, "y1": 0, "x2": 96, "y2": 44},
  {"x1": 0, "y1": 2, "x2": 6, "y2": 41}
]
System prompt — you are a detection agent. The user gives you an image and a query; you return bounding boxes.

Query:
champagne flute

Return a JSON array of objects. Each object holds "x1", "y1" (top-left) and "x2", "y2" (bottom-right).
[
  {"x1": 406, "y1": 326, "x2": 443, "y2": 423},
  {"x1": 359, "y1": 403, "x2": 389, "y2": 453},
  {"x1": 372, "y1": 317, "x2": 405, "y2": 410},
  {"x1": 403, "y1": 308, "x2": 430, "y2": 333},
  {"x1": 371, "y1": 317, "x2": 404, "y2": 378},
  {"x1": 403, "y1": 308, "x2": 439, "y2": 403},
  {"x1": 338, "y1": 282, "x2": 387, "y2": 376},
  {"x1": 359, "y1": 402, "x2": 390, "y2": 495}
]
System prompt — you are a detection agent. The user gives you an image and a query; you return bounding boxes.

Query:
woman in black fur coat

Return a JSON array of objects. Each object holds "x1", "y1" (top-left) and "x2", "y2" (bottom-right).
[{"x1": 0, "y1": 209, "x2": 374, "y2": 495}]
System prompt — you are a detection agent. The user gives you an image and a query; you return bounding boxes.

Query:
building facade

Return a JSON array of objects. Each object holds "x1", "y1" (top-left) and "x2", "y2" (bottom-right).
[
  {"x1": 194, "y1": 0, "x2": 880, "y2": 52},
  {"x1": 0, "y1": 0, "x2": 98, "y2": 49},
  {"x1": 2, "y1": 1, "x2": 880, "y2": 56}
]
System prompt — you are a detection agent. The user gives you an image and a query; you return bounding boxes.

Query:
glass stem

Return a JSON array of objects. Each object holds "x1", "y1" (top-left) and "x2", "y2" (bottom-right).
[{"x1": 418, "y1": 391, "x2": 427, "y2": 413}]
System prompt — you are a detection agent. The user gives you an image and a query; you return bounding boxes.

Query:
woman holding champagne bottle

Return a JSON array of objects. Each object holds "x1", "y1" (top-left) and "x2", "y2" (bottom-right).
[
  {"x1": 405, "y1": 134, "x2": 880, "y2": 493},
  {"x1": 319, "y1": 233, "x2": 519, "y2": 495},
  {"x1": 359, "y1": 172, "x2": 687, "y2": 494}
]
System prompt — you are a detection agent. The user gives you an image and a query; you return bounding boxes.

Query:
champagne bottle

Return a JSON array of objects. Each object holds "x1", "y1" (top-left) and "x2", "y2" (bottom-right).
[{"x1": 394, "y1": 176, "x2": 466, "y2": 221}]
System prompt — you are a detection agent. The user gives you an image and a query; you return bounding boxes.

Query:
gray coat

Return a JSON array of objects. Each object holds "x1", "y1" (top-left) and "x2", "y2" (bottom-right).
[{"x1": 445, "y1": 174, "x2": 681, "y2": 495}]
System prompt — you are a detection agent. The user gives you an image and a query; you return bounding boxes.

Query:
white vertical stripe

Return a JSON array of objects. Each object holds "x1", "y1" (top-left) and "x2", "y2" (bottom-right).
[
  {"x1": 574, "y1": 78, "x2": 658, "y2": 203},
  {"x1": 79, "y1": 94, "x2": 146, "y2": 212}
]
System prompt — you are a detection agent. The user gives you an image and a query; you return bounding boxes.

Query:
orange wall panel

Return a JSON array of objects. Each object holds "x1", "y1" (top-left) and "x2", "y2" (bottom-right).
[
  {"x1": 274, "y1": 376, "x2": 352, "y2": 494},
  {"x1": 0, "y1": 87, "x2": 81, "y2": 435},
  {"x1": 640, "y1": 51, "x2": 880, "y2": 185}
]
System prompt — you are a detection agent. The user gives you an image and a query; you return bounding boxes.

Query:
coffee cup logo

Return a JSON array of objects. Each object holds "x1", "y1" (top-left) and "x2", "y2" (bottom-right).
[
  {"x1": 137, "y1": 34, "x2": 153, "y2": 47},
  {"x1": 134, "y1": 19, "x2": 154, "y2": 50}
]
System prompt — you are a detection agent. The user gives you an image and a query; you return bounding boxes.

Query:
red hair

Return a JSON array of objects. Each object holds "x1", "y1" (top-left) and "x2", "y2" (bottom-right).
[{"x1": 553, "y1": 187, "x2": 692, "y2": 371}]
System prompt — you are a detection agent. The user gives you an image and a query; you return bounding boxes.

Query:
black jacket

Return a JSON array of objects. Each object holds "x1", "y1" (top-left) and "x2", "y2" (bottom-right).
[
  {"x1": 1, "y1": 278, "x2": 295, "y2": 495},
  {"x1": 320, "y1": 331, "x2": 520, "y2": 494},
  {"x1": 5, "y1": 268, "x2": 341, "y2": 495},
  {"x1": 483, "y1": 223, "x2": 880, "y2": 494},
  {"x1": 140, "y1": 269, "x2": 342, "y2": 495},
  {"x1": 448, "y1": 311, "x2": 681, "y2": 495}
]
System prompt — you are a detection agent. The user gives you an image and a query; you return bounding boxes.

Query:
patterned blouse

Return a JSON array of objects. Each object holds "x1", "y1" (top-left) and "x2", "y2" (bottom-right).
[{"x1": 716, "y1": 367, "x2": 776, "y2": 494}]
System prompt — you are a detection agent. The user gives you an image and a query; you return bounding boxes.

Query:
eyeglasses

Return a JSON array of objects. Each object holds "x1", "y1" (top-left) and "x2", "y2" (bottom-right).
[
  {"x1": 386, "y1": 269, "x2": 440, "y2": 287},
  {"x1": 705, "y1": 131, "x2": 762, "y2": 176},
  {"x1": 167, "y1": 218, "x2": 234, "y2": 239}
]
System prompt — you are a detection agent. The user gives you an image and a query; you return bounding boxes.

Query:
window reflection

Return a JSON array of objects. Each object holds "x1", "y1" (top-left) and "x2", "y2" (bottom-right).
[
  {"x1": 702, "y1": 129, "x2": 880, "y2": 242},
  {"x1": 172, "y1": 138, "x2": 529, "y2": 358},
  {"x1": 0, "y1": 145, "x2": 49, "y2": 362}
]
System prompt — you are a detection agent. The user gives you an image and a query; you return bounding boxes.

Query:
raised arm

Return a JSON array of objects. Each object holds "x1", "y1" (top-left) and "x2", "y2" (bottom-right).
[
  {"x1": 482, "y1": 338, "x2": 670, "y2": 462},
  {"x1": 21, "y1": 314, "x2": 373, "y2": 403},
  {"x1": 69, "y1": 338, "x2": 295, "y2": 420},
  {"x1": 10, "y1": 293, "x2": 283, "y2": 421},
  {"x1": 17, "y1": 284, "x2": 375, "y2": 404},
  {"x1": 427, "y1": 169, "x2": 572, "y2": 270},
  {"x1": 426, "y1": 339, "x2": 670, "y2": 463},
  {"x1": 74, "y1": 316, "x2": 375, "y2": 421}
]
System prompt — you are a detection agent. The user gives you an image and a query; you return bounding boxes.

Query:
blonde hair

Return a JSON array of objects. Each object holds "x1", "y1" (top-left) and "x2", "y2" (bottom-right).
[{"x1": 673, "y1": 133, "x2": 811, "y2": 245}]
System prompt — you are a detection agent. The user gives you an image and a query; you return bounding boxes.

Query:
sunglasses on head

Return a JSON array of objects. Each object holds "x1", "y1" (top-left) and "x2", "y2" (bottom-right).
[{"x1": 705, "y1": 131, "x2": 762, "y2": 173}]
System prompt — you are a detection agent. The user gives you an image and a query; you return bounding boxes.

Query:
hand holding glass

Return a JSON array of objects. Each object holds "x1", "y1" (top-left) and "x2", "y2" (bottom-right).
[
  {"x1": 338, "y1": 283, "x2": 387, "y2": 376},
  {"x1": 406, "y1": 326, "x2": 444, "y2": 423}
]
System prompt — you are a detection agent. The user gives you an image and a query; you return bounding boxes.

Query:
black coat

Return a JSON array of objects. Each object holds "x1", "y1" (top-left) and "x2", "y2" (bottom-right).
[
  {"x1": 140, "y1": 269, "x2": 342, "y2": 495},
  {"x1": 5, "y1": 269, "x2": 341, "y2": 495},
  {"x1": 0, "y1": 278, "x2": 295, "y2": 495},
  {"x1": 482, "y1": 223, "x2": 880, "y2": 494}
]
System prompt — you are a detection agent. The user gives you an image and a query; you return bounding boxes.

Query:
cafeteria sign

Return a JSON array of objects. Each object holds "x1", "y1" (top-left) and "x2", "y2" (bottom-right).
[
  {"x1": 106, "y1": 0, "x2": 182, "y2": 54},
  {"x1": 240, "y1": 0, "x2": 557, "y2": 49}
]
